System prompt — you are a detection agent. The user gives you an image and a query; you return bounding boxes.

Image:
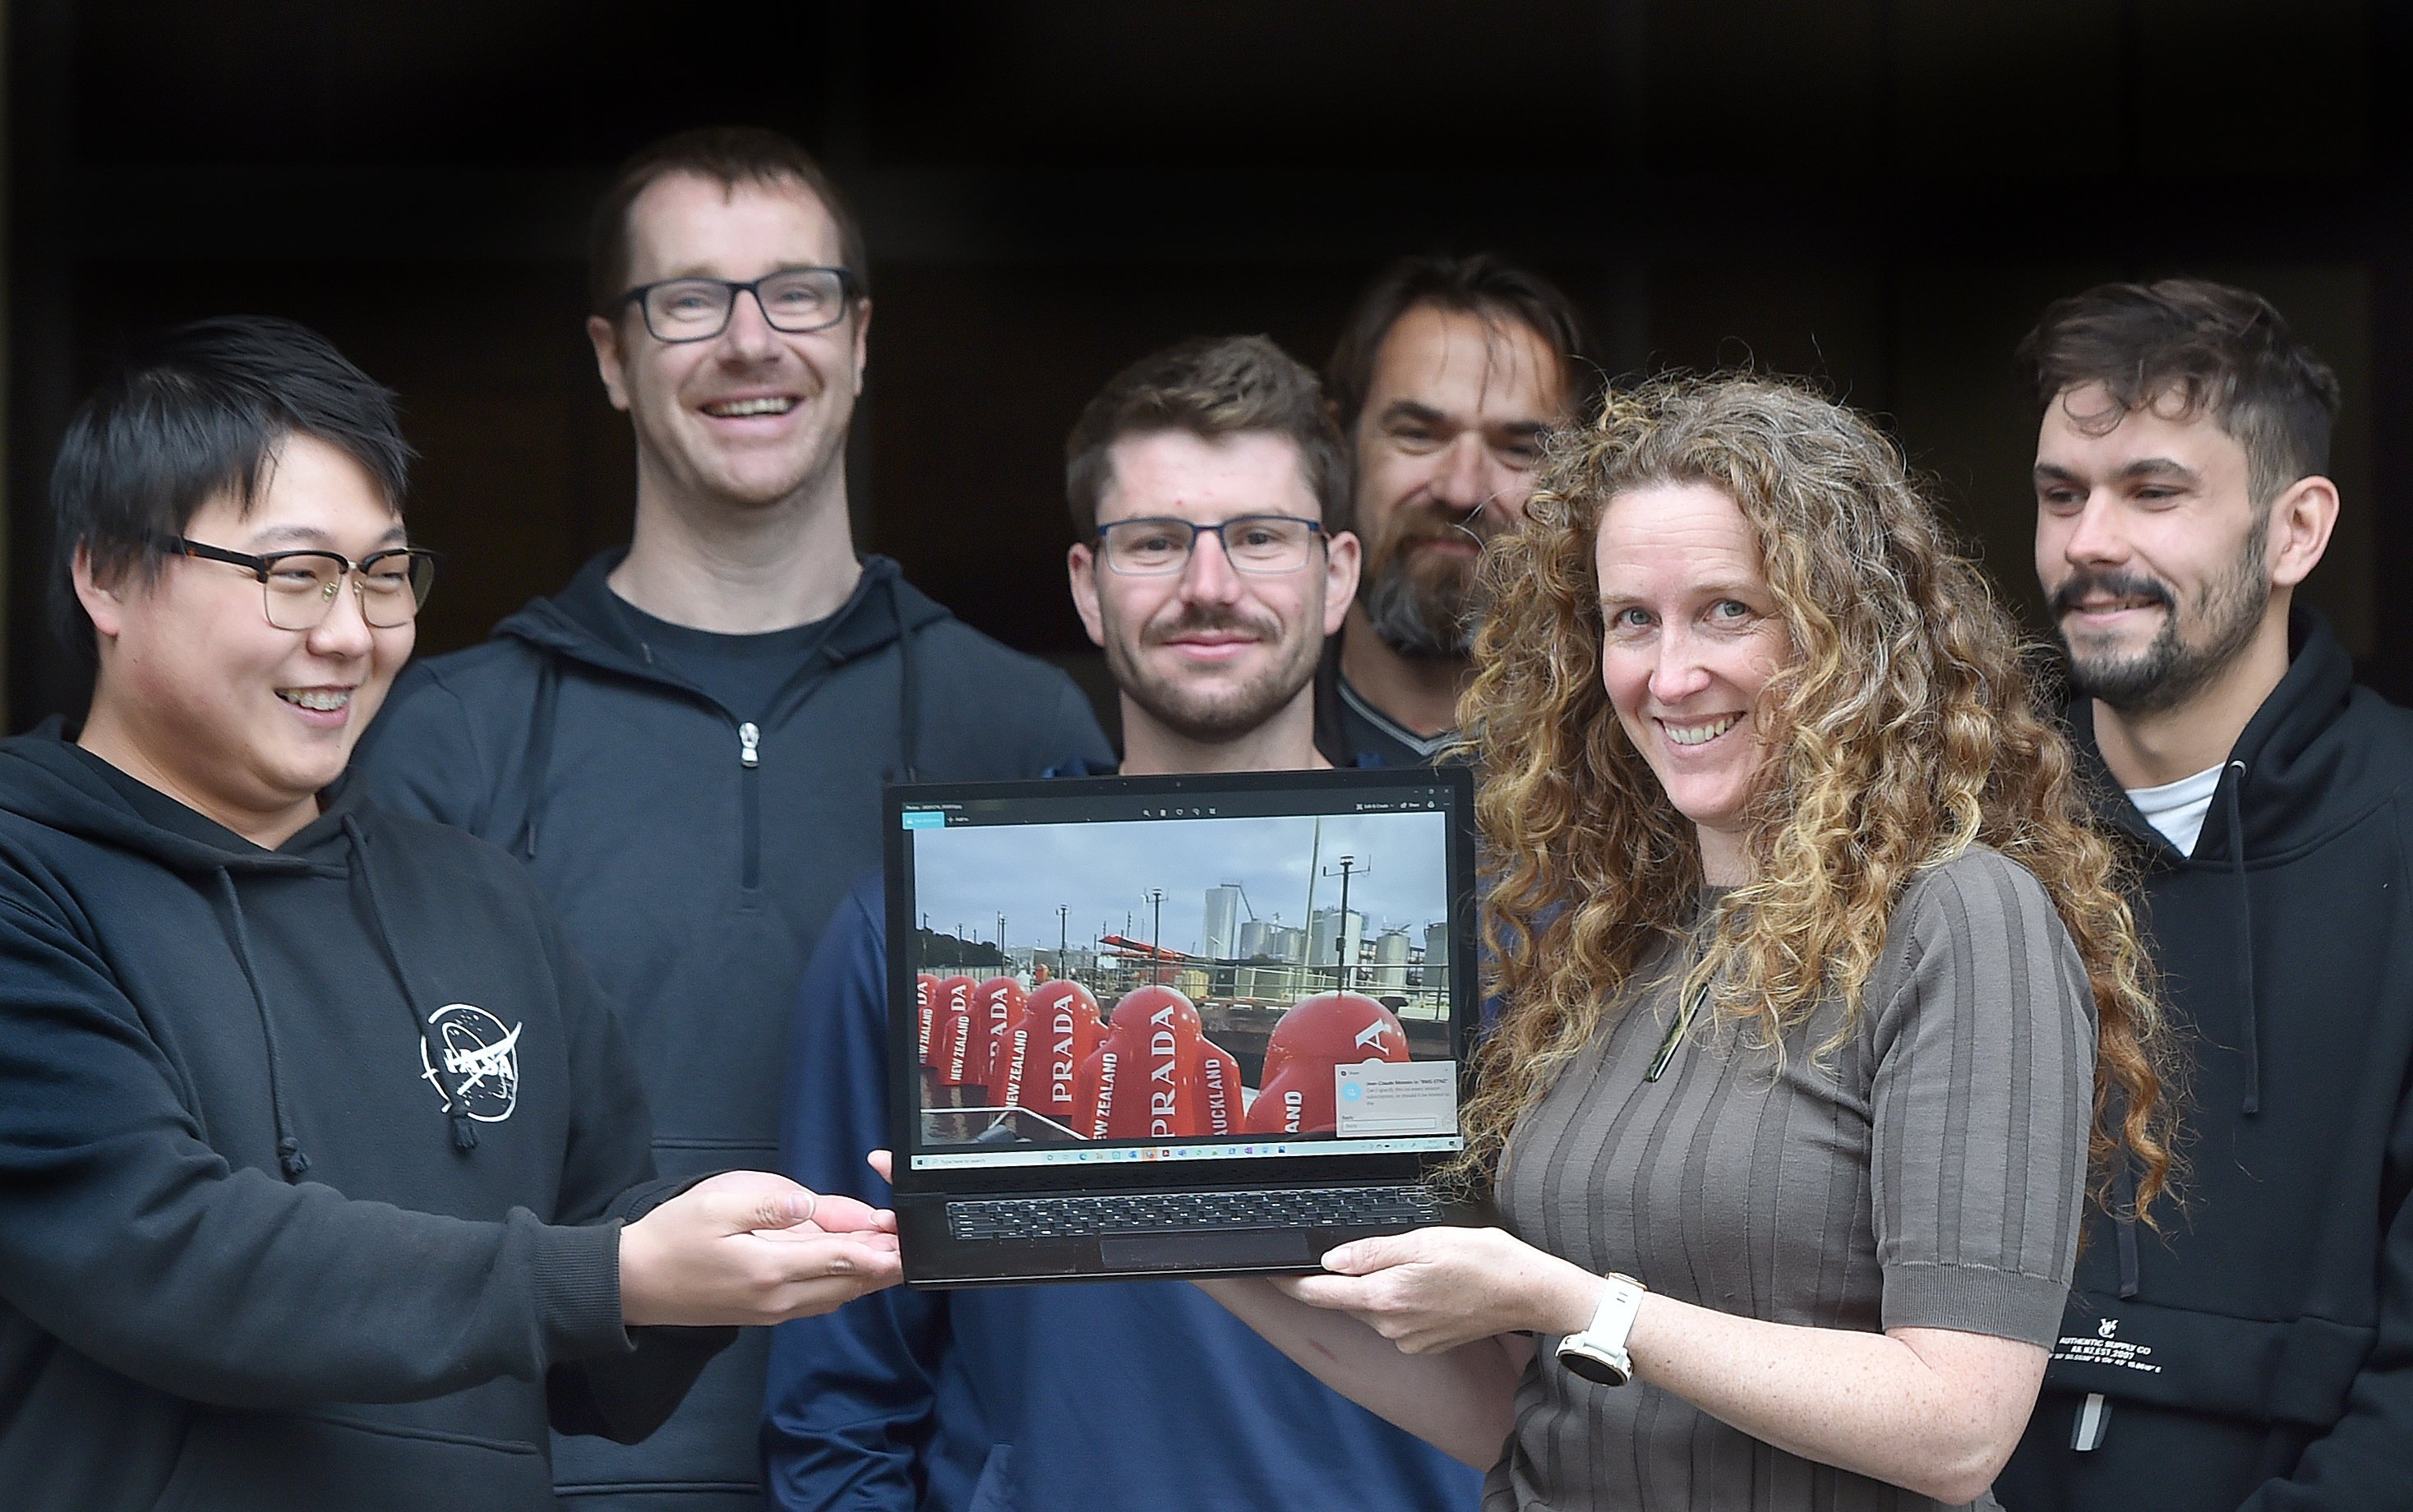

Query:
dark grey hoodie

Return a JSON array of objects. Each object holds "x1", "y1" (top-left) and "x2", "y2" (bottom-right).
[
  {"x1": 0, "y1": 731, "x2": 724, "y2": 1511},
  {"x1": 353, "y1": 550, "x2": 1113, "y2": 1508}
]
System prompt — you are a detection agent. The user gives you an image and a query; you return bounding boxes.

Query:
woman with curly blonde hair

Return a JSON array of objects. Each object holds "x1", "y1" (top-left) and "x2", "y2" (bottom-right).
[{"x1": 1204, "y1": 373, "x2": 2175, "y2": 1511}]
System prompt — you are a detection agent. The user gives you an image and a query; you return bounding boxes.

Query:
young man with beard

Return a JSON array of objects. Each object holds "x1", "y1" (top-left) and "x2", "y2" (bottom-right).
[
  {"x1": 763, "y1": 337, "x2": 1482, "y2": 1512},
  {"x1": 0, "y1": 317, "x2": 902, "y2": 1512},
  {"x1": 1995, "y1": 280, "x2": 2413, "y2": 1511},
  {"x1": 1313, "y1": 255, "x2": 1589, "y2": 767},
  {"x1": 355, "y1": 128, "x2": 1110, "y2": 1511}
]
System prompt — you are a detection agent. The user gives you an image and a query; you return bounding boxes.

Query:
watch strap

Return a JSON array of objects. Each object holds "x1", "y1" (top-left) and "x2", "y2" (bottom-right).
[{"x1": 1554, "y1": 1271, "x2": 1647, "y2": 1386}]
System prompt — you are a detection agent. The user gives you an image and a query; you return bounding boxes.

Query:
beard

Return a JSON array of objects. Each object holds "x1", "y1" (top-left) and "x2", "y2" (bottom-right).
[
  {"x1": 1105, "y1": 603, "x2": 1322, "y2": 744},
  {"x1": 2051, "y1": 536, "x2": 2270, "y2": 716},
  {"x1": 1362, "y1": 514, "x2": 1488, "y2": 660}
]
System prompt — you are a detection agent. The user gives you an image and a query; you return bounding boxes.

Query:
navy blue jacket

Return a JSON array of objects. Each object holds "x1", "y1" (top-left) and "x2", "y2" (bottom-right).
[
  {"x1": 2000, "y1": 611, "x2": 2413, "y2": 1511},
  {"x1": 355, "y1": 551, "x2": 1114, "y2": 1510},
  {"x1": 764, "y1": 873, "x2": 1482, "y2": 1512},
  {"x1": 0, "y1": 731, "x2": 720, "y2": 1511}
]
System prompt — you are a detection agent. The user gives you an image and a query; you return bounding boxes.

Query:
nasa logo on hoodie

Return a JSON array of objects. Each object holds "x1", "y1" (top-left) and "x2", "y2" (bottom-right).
[{"x1": 418, "y1": 1003, "x2": 524, "y2": 1122}]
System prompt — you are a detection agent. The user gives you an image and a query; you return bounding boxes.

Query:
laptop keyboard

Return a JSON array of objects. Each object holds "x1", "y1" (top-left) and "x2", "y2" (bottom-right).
[{"x1": 947, "y1": 1185, "x2": 1443, "y2": 1241}]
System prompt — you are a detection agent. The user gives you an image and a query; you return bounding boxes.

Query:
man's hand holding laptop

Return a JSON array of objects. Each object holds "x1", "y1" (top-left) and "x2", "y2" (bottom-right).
[{"x1": 620, "y1": 1169, "x2": 902, "y2": 1327}]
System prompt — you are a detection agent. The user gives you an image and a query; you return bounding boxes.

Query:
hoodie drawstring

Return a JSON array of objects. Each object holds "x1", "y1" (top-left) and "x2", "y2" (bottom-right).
[
  {"x1": 344, "y1": 815, "x2": 478, "y2": 1153},
  {"x1": 2111, "y1": 1150, "x2": 2141, "y2": 1299},
  {"x1": 513, "y1": 652, "x2": 561, "y2": 864},
  {"x1": 2097, "y1": 1095, "x2": 2137, "y2": 1445},
  {"x1": 214, "y1": 870, "x2": 312, "y2": 1182},
  {"x1": 2225, "y1": 758, "x2": 2261, "y2": 1116}
]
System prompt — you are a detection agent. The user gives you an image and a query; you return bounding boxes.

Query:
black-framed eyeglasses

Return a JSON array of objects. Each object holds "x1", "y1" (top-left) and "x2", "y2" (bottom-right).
[
  {"x1": 1094, "y1": 514, "x2": 1326, "y2": 576},
  {"x1": 620, "y1": 266, "x2": 856, "y2": 343},
  {"x1": 159, "y1": 537, "x2": 440, "y2": 630}
]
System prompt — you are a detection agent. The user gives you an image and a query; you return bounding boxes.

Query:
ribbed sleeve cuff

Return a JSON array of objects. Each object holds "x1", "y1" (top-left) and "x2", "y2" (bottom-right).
[
  {"x1": 531, "y1": 1212, "x2": 631, "y2": 1361},
  {"x1": 1880, "y1": 1261, "x2": 2071, "y2": 1347}
]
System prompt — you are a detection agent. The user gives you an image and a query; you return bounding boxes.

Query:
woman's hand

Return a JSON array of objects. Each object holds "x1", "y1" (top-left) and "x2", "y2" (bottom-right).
[{"x1": 1281, "y1": 1225, "x2": 1603, "y2": 1354}]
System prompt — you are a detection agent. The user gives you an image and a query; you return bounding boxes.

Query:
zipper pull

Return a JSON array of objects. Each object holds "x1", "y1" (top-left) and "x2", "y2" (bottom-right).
[{"x1": 738, "y1": 721, "x2": 761, "y2": 768}]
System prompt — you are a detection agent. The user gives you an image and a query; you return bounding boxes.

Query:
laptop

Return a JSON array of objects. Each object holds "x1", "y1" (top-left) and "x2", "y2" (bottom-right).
[{"x1": 883, "y1": 766, "x2": 1486, "y2": 1286}]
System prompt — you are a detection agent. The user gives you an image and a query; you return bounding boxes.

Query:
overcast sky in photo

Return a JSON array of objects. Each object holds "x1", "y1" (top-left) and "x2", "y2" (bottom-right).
[{"x1": 910, "y1": 810, "x2": 1451, "y2": 955}]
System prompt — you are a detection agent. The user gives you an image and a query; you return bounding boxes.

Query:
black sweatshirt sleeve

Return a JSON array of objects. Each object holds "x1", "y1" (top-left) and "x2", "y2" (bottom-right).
[
  {"x1": 0, "y1": 890, "x2": 631, "y2": 1410},
  {"x1": 533, "y1": 906, "x2": 733, "y2": 1441}
]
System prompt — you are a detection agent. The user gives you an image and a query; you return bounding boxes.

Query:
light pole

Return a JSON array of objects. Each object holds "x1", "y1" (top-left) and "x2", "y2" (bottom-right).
[
  {"x1": 1321, "y1": 855, "x2": 1365, "y2": 989},
  {"x1": 1147, "y1": 888, "x2": 1166, "y2": 985}
]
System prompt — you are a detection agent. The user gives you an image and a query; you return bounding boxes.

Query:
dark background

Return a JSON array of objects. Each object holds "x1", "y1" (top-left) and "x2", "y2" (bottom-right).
[{"x1": 9, "y1": 0, "x2": 2410, "y2": 731}]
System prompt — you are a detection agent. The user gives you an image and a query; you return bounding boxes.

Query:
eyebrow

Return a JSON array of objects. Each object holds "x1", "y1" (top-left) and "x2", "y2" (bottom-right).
[
  {"x1": 2033, "y1": 458, "x2": 2201, "y2": 487},
  {"x1": 2115, "y1": 457, "x2": 2202, "y2": 484},
  {"x1": 1378, "y1": 399, "x2": 1550, "y2": 439},
  {"x1": 648, "y1": 261, "x2": 827, "y2": 285},
  {"x1": 1596, "y1": 580, "x2": 1762, "y2": 607},
  {"x1": 247, "y1": 521, "x2": 410, "y2": 550},
  {"x1": 1377, "y1": 399, "x2": 1448, "y2": 429}
]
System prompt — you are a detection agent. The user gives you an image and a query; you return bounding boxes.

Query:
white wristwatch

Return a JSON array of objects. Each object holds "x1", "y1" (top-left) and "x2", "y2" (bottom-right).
[{"x1": 1554, "y1": 1272, "x2": 1647, "y2": 1387}]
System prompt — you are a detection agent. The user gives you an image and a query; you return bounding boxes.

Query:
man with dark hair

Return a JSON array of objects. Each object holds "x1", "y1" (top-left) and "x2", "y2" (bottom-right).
[
  {"x1": 0, "y1": 316, "x2": 902, "y2": 1512},
  {"x1": 1314, "y1": 253, "x2": 1590, "y2": 766},
  {"x1": 355, "y1": 127, "x2": 1110, "y2": 1510},
  {"x1": 1995, "y1": 279, "x2": 2413, "y2": 1511},
  {"x1": 763, "y1": 335, "x2": 1479, "y2": 1512},
  {"x1": 1061, "y1": 334, "x2": 1355, "y2": 768}
]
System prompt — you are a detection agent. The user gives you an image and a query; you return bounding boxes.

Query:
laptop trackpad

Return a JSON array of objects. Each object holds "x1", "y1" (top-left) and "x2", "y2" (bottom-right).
[{"x1": 1100, "y1": 1228, "x2": 1316, "y2": 1272}]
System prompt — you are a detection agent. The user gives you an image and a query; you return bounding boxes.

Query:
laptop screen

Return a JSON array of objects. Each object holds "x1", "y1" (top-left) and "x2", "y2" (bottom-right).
[{"x1": 885, "y1": 769, "x2": 1474, "y2": 1177}]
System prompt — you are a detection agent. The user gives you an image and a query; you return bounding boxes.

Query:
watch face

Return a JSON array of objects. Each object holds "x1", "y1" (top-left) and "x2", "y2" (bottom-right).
[{"x1": 1555, "y1": 1339, "x2": 1631, "y2": 1388}]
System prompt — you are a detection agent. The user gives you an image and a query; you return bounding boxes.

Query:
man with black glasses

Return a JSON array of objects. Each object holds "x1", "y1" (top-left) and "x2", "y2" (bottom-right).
[
  {"x1": 0, "y1": 316, "x2": 904, "y2": 1512},
  {"x1": 357, "y1": 128, "x2": 1110, "y2": 1512},
  {"x1": 765, "y1": 335, "x2": 1480, "y2": 1512}
]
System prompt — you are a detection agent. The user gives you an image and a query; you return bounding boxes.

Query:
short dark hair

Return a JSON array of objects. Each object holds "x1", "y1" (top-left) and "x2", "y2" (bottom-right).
[
  {"x1": 1065, "y1": 335, "x2": 1349, "y2": 540},
  {"x1": 49, "y1": 315, "x2": 414, "y2": 662},
  {"x1": 588, "y1": 126, "x2": 870, "y2": 318},
  {"x1": 1324, "y1": 253, "x2": 1595, "y2": 448},
  {"x1": 2016, "y1": 278, "x2": 2341, "y2": 506}
]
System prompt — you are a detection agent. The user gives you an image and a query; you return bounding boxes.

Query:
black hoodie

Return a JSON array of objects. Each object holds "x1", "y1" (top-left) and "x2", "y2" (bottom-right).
[
  {"x1": 353, "y1": 550, "x2": 1113, "y2": 1508},
  {"x1": 0, "y1": 731, "x2": 724, "y2": 1511},
  {"x1": 1999, "y1": 610, "x2": 2413, "y2": 1510}
]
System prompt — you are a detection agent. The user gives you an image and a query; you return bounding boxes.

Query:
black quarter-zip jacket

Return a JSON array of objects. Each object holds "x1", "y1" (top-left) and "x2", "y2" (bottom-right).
[
  {"x1": 0, "y1": 731, "x2": 724, "y2": 1512},
  {"x1": 353, "y1": 550, "x2": 1114, "y2": 1509},
  {"x1": 1999, "y1": 610, "x2": 2413, "y2": 1511}
]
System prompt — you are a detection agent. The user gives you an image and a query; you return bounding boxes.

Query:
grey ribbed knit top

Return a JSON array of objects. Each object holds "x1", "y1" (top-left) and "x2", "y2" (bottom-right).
[{"x1": 1482, "y1": 846, "x2": 2095, "y2": 1512}]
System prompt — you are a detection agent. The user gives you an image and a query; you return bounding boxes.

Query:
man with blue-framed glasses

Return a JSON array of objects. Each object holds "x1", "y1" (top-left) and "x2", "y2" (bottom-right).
[
  {"x1": 358, "y1": 127, "x2": 1110, "y2": 1512},
  {"x1": 768, "y1": 336, "x2": 1479, "y2": 1512},
  {"x1": 1069, "y1": 374, "x2": 1359, "y2": 772}
]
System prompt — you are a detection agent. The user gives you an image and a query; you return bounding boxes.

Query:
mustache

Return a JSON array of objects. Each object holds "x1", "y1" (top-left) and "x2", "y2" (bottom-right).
[
  {"x1": 1142, "y1": 606, "x2": 1275, "y2": 645},
  {"x1": 1387, "y1": 509, "x2": 1493, "y2": 553},
  {"x1": 2049, "y1": 569, "x2": 2174, "y2": 619}
]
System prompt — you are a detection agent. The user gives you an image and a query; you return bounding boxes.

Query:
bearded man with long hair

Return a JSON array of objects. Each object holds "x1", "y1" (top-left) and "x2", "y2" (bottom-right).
[{"x1": 1203, "y1": 373, "x2": 2176, "y2": 1512}]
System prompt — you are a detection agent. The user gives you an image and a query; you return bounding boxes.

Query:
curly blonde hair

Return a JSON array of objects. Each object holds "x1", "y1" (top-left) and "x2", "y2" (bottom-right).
[{"x1": 1453, "y1": 374, "x2": 2176, "y2": 1223}]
